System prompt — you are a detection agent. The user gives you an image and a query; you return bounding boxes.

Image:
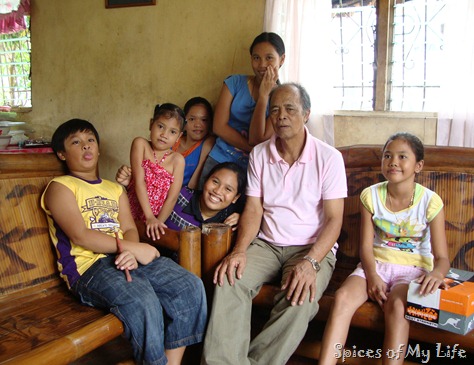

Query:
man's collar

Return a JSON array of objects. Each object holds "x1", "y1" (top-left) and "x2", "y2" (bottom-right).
[{"x1": 269, "y1": 126, "x2": 312, "y2": 164}]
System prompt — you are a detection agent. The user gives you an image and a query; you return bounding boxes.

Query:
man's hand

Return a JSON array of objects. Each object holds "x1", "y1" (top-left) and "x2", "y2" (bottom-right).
[
  {"x1": 281, "y1": 259, "x2": 317, "y2": 306},
  {"x1": 214, "y1": 250, "x2": 247, "y2": 286}
]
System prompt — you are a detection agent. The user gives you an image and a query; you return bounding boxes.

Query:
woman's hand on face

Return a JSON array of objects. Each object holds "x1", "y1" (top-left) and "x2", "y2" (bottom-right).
[
  {"x1": 116, "y1": 165, "x2": 132, "y2": 187},
  {"x1": 224, "y1": 213, "x2": 240, "y2": 231},
  {"x1": 259, "y1": 66, "x2": 279, "y2": 97}
]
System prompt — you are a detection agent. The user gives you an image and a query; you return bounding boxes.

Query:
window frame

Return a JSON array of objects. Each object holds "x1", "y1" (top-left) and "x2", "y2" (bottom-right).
[
  {"x1": 334, "y1": 0, "x2": 443, "y2": 113},
  {"x1": 373, "y1": 0, "x2": 395, "y2": 111},
  {"x1": 0, "y1": 15, "x2": 31, "y2": 111}
]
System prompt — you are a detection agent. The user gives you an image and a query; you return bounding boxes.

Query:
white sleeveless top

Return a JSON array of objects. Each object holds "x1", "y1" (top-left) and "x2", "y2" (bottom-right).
[{"x1": 360, "y1": 181, "x2": 443, "y2": 270}]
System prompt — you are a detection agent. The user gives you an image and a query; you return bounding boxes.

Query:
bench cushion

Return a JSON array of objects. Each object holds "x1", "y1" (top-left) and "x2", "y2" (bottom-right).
[
  {"x1": 0, "y1": 171, "x2": 124, "y2": 365},
  {"x1": 0, "y1": 283, "x2": 123, "y2": 364}
]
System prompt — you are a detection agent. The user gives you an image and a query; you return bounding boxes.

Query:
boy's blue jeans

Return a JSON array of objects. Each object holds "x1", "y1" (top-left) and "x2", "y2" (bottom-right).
[{"x1": 71, "y1": 255, "x2": 207, "y2": 365}]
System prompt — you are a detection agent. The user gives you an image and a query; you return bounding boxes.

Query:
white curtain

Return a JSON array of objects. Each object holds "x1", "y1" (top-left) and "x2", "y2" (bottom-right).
[
  {"x1": 264, "y1": 0, "x2": 335, "y2": 145},
  {"x1": 436, "y1": 0, "x2": 474, "y2": 147}
]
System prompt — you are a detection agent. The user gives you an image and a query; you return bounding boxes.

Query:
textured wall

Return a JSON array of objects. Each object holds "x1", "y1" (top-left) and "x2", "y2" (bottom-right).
[
  {"x1": 24, "y1": 0, "x2": 437, "y2": 179},
  {"x1": 334, "y1": 113, "x2": 437, "y2": 147},
  {"x1": 28, "y1": 0, "x2": 265, "y2": 179}
]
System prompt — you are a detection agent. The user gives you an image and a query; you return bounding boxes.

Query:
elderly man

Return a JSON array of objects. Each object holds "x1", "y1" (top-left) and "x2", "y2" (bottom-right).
[{"x1": 201, "y1": 83, "x2": 347, "y2": 365}]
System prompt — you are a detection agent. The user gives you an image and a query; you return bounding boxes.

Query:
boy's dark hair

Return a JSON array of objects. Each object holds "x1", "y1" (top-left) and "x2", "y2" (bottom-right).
[
  {"x1": 51, "y1": 118, "x2": 100, "y2": 154},
  {"x1": 152, "y1": 103, "x2": 186, "y2": 131},
  {"x1": 383, "y1": 132, "x2": 425, "y2": 162},
  {"x1": 206, "y1": 162, "x2": 247, "y2": 196},
  {"x1": 249, "y1": 32, "x2": 285, "y2": 57}
]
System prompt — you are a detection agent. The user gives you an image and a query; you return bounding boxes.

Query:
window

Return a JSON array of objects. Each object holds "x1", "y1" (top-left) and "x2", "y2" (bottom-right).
[
  {"x1": 0, "y1": 15, "x2": 30, "y2": 108},
  {"x1": 331, "y1": 0, "x2": 446, "y2": 112}
]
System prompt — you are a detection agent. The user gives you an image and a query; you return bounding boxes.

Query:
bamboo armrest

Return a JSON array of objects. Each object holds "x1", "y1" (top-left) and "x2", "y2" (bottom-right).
[
  {"x1": 136, "y1": 221, "x2": 202, "y2": 277},
  {"x1": 200, "y1": 223, "x2": 232, "y2": 291}
]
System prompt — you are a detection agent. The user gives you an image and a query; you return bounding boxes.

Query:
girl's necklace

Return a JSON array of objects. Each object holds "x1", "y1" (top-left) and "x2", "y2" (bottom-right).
[
  {"x1": 153, "y1": 150, "x2": 171, "y2": 165},
  {"x1": 387, "y1": 187, "x2": 415, "y2": 210},
  {"x1": 387, "y1": 185, "x2": 415, "y2": 231}
]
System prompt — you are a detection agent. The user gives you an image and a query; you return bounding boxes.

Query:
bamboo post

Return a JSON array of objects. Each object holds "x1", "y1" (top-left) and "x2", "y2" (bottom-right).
[
  {"x1": 201, "y1": 223, "x2": 232, "y2": 292},
  {"x1": 178, "y1": 226, "x2": 202, "y2": 277}
]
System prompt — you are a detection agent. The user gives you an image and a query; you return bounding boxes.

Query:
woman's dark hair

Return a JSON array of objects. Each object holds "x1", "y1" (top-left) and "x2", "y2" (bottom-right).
[
  {"x1": 51, "y1": 118, "x2": 100, "y2": 154},
  {"x1": 249, "y1": 32, "x2": 285, "y2": 57},
  {"x1": 383, "y1": 132, "x2": 425, "y2": 162},
  {"x1": 206, "y1": 162, "x2": 247, "y2": 196},
  {"x1": 152, "y1": 103, "x2": 186, "y2": 131},
  {"x1": 184, "y1": 96, "x2": 214, "y2": 132}
]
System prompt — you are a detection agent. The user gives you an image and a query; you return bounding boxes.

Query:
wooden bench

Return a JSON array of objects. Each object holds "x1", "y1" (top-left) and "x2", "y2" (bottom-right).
[
  {"x1": 201, "y1": 145, "x2": 474, "y2": 363},
  {"x1": 3, "y1": 145, "x2": 473, "y2": 364},
  {"x1": 0, "y1": 153, "x2": 202, "y2": 365}
]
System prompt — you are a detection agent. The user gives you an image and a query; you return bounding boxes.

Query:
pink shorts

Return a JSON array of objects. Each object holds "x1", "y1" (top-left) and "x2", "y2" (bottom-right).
[{"x1": 350, "y1": 261, "x2": 427, "y2": 291}]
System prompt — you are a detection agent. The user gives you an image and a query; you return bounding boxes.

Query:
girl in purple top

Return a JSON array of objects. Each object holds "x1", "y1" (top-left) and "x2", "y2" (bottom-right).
[
  {"x1": 166, "y1": 162, "x2": 246, "y2": 231},
  {"x1": 117, "y1": 162, "x2": 246, "y2": 231}
]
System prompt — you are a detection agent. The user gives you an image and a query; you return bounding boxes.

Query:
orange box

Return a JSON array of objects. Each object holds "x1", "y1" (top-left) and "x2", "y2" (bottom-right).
[{"x1": 406, "y1": 268, "x2": 474, "y2": 335}]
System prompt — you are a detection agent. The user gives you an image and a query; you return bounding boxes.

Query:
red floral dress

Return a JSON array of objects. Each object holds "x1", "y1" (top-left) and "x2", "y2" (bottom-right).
[{"x1": 128, "y1": 151, "x2": 174, "y2": 222}]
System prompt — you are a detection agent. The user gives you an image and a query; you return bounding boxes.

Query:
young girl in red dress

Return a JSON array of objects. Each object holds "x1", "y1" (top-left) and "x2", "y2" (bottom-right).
[{"x1": 127, "y1": 103, "x2": 185, "y2": 241}]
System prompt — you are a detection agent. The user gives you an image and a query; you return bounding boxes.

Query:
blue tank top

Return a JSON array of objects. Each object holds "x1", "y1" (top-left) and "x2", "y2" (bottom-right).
[{"x1": 182, "y1": 140, "x2": 204, "y2": 186}]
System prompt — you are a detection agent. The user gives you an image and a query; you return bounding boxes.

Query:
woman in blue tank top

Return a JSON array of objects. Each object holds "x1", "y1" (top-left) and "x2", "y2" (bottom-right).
[{"x1": 198, "y1": 32, "x2": 286, "y2": 188}]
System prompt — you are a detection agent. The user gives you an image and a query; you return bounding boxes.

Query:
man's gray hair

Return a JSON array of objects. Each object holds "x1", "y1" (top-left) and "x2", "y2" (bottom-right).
[{"x1": 269, "y1": 82, "x2": 311, "y2": 112}]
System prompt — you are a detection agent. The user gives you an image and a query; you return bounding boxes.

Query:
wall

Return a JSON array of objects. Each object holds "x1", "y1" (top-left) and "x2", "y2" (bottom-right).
[
  {"x1": 27, "y1": 0, "x2": 265, "y2": 179},
  {"x1": 334, "y1": 112, "x2": 437, "y2": 148},
  {"x1": 23, "y1": 0, "x2": 437, "y2": 180}
]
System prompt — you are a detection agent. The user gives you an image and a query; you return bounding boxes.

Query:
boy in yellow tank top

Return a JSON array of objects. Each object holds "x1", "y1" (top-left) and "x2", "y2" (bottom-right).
[{"x1": 41, "y1": 119, "x2": 207, "y2": 365}]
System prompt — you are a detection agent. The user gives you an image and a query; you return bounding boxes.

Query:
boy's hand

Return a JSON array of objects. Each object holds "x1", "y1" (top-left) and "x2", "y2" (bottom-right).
[
  {"x1": 115, "y1": 250, "x2": 138, "y2": 271},
  {"x1": 145, "y1": 217, "x2": 167, "y2": 241},
  {"x1": 132, "y1": 242, "x2": 160, "y2": 265}
]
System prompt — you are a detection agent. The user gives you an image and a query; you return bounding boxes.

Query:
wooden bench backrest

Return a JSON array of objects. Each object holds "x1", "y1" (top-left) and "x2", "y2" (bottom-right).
[
  {"x1": 2, "y1": 146, "x2": 473, "y2": 300},
  {"x1": 338, "y1": 145, "x2": 474, "y2": 272},
  {"x1": 0, "y1": 154, "x2": 65, "y2": 300}
]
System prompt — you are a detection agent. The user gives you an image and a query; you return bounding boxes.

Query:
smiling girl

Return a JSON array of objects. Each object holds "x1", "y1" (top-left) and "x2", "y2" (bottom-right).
[
  {"x1": 319, "y1": 132, "x2": 450, "y2": 365},
  {"x1": 127, "y1": 103, "x2": 185, "y2": 241},
  {"x1": 165, "y1": 162, "x2": 246, "y2": 232}
]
